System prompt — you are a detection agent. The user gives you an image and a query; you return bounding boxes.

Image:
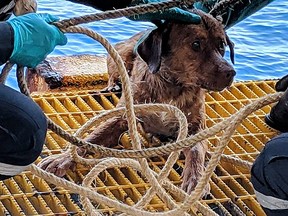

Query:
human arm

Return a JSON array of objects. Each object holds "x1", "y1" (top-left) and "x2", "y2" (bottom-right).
[
  {"x1": 0, "y1": 22, "x2": 13, "y2": 66},
  {"x1": 0, "y1": 13, "x2": 67, "y2": 68},
  {"x1": 66, "y1": 0, "x2": 275, "y2": 28},
  {"x1": 194, "y1": 0, "x2": 275, "y2": 29},
  {"x1": 66, "y1": 0, "x2": 201, "y2": 23}
]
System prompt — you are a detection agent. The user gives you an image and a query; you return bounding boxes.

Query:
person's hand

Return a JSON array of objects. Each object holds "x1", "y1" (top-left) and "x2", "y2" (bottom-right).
[
  {"x1": 7, "y1": 13, "x2": 67, "y2": 68},
  {"x1": 265, "y1": 75, "x2": 288, "y2": 132},
  {"x1": 129, "y1": 0, "x2": 201, "y2": 23}
]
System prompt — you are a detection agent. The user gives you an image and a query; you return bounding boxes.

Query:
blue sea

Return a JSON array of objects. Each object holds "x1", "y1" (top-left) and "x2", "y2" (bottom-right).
[{"x1": 4, "y1": 0, "x2": 288, "y2": 88}]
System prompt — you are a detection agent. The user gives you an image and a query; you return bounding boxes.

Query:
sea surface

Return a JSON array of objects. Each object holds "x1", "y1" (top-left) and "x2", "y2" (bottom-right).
[{"x1": 4, "y1": 0, "x2": 288, "y2": 88}]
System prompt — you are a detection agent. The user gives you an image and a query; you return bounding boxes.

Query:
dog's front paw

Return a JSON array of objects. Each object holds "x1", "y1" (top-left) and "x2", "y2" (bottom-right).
[
  {"x1": 181, "y1": 171, "x2": 210, "y2": 196},
  {"x1": 37, "y1": 152, "x2": 76, "y2": 177},
  {"x1": 181, "y1": 145, "x2": 209, "y2": 196}
]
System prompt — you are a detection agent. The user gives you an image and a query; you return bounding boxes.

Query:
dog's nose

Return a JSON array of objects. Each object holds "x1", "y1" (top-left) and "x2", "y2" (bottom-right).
[{"x1": 225, "y1": 69, "x2": 236, "y2": 80}]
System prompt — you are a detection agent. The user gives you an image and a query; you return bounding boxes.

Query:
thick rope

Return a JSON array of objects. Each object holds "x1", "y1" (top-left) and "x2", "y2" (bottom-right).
[
  {"x1": 179, "y1": 93, "x2": 277, "y2": 211},
  {"x1": 209, "y1": 0, "x2": 245, "y2": 15},
  {"x1": 0, "y1": 61, "x2": 14, "y2": 84},
  {"x1": 207, "y1": 152, "x2": 253, "y2": 170},
  {"x1": 67, "y1": 26, "x2": 182, "y2": 211},
  {"x1": 54, "y1": 0, "x2": 195, "y2": 29},
  {"x1": 28, "y1": 159, "x2": 222, "y2": 216},
  {"x1": 44, "y1": 93, "x2": 284, "y2": 159},
  {"x1": 28, "y1": 88, "x2": 279, "y2": 215}
]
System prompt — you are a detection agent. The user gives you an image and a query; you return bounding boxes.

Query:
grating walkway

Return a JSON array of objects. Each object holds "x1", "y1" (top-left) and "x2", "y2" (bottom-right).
[{"x1": 0, "y1": 80, "x2": 280, "y2": 215}]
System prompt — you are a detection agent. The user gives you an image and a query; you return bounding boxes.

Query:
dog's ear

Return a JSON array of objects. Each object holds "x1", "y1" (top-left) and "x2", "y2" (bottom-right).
[
  {"x1": 225, "y1": 32, "x2": 235, "y2": 64},
  {"x1": 136, "y1": 28, "x2": 163, "y2": 74},
  {"x1": 135, "y1": 24, "x2": 170, "y2": 74}
]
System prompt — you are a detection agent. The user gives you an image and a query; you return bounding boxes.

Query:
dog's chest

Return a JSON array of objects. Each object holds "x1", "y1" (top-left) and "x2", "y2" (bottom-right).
[{"x1": 134, "y1": 84, "x2": 204, "y2": 113}]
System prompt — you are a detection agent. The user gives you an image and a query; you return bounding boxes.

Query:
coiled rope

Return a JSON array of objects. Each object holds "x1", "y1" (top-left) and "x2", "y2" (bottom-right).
[{"x1": 1, "y1": 0, "x2": 282, "y2": 215}]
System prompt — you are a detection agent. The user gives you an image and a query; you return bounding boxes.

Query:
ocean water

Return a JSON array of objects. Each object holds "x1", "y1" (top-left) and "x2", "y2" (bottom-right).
[{"x1": 4, "y1": 0, "x2": 288, "y2": 88}]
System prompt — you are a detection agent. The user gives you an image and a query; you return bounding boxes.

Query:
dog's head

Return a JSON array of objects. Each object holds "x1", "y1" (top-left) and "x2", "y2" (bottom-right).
[{"x1": 136, "y1": 9, "x2": 236, "y2": 91}]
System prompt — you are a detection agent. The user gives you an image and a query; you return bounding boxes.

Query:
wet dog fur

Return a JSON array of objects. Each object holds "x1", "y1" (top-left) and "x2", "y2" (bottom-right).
[{"x1": 39, "y1": 9, "x2": 236, "y2": 195}]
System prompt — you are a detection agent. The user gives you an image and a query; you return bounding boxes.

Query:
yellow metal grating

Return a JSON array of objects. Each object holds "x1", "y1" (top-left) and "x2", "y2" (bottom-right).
[{"x1": 0, "y1": 80, "x2": 279, "y2": 215}]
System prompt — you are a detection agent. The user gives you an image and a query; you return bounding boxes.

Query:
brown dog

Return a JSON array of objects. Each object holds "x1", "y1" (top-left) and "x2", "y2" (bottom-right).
[{"x1": 39, "y1": 9, "x2": 235, "y2": 194}]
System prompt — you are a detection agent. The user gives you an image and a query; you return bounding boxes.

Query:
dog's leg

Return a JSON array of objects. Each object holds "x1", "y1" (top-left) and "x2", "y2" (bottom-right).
[
  {"x1": 85, "y1": 117, "x2": 128, "y2": 147},
  {"x1": 181, "y1": 141, "x2": 209, "y2": 196},
  {"x1": 38, "y1": 117, "x2": 128, "y2": 177},
  {"x1": 139, "y1": 112, "x2": 179, "y2": 142},
  {"x1": 104, "y1": 32, "x2": 144, "y2": 92}
]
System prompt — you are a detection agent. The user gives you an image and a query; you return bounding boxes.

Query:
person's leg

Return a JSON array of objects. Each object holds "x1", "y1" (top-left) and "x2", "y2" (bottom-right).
[
  {"x1": 251, "y1": 133, "x2": 288, "y2": 215},
  {"x1": 0, "y1": 84, "x2": 47, "y2": 180}
]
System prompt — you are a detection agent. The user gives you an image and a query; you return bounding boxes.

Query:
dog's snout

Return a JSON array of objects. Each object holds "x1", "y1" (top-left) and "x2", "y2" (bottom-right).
[
  {"x1": 225, "y1": 69, "x2": 236, "y2": 80},
  {"x1": 217, "y1": 60, "x2": 236, "y2": 82},
  {"x1": 211, "y1": 63, "x2": 236, "y2": 91}
]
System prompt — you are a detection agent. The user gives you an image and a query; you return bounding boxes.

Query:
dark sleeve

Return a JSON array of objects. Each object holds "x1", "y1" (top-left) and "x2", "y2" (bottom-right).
[
  {"x1": 66, "y1": 0, "x2": 132, "y2": 11},
  {"x1": 0, "y1": 22, "x2": 14, "y2": 66},
  {"x1": 0, "y1": 0, "x2": 14, "y2": 21},
  {"x1": 210, "y1": 0, "x2": 274, "y2": 29}
]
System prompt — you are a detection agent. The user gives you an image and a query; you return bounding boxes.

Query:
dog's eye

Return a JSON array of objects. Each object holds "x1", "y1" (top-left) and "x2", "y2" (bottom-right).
[
  {"x1": 192, "y1": 41, "x2": 201, "y2": 52},
  {"x1": 219, "y1": 41, "x2": 226, "y2": 53}
]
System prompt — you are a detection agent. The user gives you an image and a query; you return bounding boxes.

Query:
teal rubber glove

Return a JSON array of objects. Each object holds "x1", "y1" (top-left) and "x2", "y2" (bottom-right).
[
  {"x1": 7, "y1": 13, "x2": 67, "y2": 68},
  {"x1": 129, "y1": 0, "x2": 201, "y2": 23}
]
